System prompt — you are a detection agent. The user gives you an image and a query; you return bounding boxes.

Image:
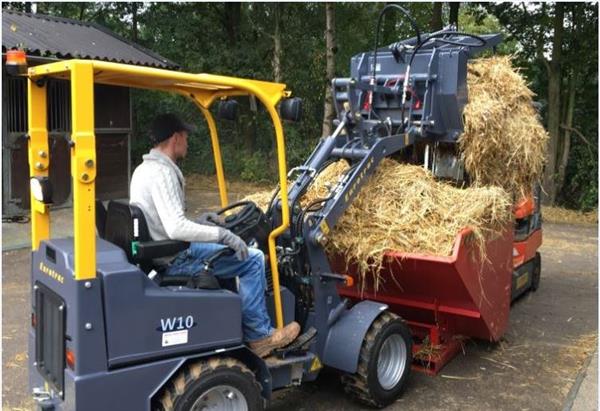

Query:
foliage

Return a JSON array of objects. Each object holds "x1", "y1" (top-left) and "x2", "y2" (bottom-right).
[
  {"x1": 482, "y1": 2, "x2": 598, "y2": 209},
  {"x1": 2, "y1": 2, "x2": 597, "y2": 210}
]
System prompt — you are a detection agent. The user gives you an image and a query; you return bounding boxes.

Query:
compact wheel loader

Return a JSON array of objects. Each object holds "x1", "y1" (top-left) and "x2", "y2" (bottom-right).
[
  {"x1": 26, "y1": 57, "x2": 410, "y2": 410},
  {"x1": 26, "y1": 6, "x2": 540, "y2": 410}
]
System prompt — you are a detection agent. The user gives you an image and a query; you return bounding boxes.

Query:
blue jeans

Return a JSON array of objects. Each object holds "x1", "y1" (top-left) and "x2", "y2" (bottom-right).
[{"x1": 165, "y1": 242, "x2": 274, "y2": 342}]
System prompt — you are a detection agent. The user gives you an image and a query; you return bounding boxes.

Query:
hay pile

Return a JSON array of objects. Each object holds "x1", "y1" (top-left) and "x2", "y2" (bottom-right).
[
  {"x1": 246, "y1": 159, "x2": 512, "y2": 279},
  {"x1": 305, "y1": 160, "x2": 510, "y2": 275},
  {"x1": 460, "y1": 56, "x2": 548, "y2": 200}
]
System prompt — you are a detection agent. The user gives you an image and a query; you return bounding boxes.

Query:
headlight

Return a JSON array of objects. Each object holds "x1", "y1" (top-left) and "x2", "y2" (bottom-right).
[{"x1": 30, "y1": 177, "x2": 53, "y2": 204}]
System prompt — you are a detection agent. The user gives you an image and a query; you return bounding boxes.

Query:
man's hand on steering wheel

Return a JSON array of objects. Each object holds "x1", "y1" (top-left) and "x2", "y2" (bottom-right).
[{"x1": 197, "y1": 211, "x2": 224, "y2": 227}]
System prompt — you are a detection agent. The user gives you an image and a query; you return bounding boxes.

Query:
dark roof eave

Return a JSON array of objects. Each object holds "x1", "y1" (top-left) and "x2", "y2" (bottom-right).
[
  {"x1": 2, "y1": 10, "x2": 180, "y2": 70},
  {"x1": 88, "y1": 21, "x2": 180, "y2": 69},
  {"x1": 2, "y1": 47, "x2": 178, "y2": 69}
]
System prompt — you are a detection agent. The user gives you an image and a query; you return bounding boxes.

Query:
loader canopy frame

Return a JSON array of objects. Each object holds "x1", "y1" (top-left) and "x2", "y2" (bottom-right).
[{"x1": 27, "y1": 60, "x2": 290, "y2": 328}]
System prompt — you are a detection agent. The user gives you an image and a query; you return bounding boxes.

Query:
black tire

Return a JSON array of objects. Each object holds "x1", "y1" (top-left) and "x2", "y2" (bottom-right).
[
  {"x1": 341, "y1": 311, "x2": 412, "y2": 408},
  {"x1": 531, "y1": 252, "x2": 541, "y2": 291},
  {"x1": 156, "y1": 357, "x2": 265, "y2": 411}
]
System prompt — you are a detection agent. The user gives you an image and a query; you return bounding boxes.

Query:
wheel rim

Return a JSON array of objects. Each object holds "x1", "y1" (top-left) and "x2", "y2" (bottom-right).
[
  {"x1": 191, "y1": 385, "x2": 248, "y2": 411},
  {"x1": 377, "y1": 334, "x2": 407, "y2": 390}
]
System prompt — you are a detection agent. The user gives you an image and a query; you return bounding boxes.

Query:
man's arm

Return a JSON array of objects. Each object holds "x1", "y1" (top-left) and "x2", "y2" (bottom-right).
[{"x1": 150, "y1": 171, "x2": 221, "y2": 243}]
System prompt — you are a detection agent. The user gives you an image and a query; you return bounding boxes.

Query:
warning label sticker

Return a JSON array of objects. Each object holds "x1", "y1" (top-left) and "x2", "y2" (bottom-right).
[{"x1": 162, "y1": 330, "x2": 188, "y2": 347}]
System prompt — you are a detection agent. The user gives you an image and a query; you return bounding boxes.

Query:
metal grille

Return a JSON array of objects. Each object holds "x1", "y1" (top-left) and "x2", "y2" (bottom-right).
[
  {"x1": 6, "y1": 77, "x2": 27, "y2": 132},
  {"x1": 35, "y1": 281, "x2": 66, "y2": 394},
  {"x1": 48, "y1": 80, "x2": 71, "y2": 132},
  {"x1": 5, "y1": 78, "x2": 72, "y2": 133}
]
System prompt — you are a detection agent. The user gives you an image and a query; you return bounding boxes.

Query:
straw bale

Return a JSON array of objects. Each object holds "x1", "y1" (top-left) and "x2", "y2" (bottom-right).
[
  {"x1": 461, "y1": 56, "x2": 548, "y2": 201},
  {"x1": 243, "y1": 191, "x2": 273, "y2": 211}
]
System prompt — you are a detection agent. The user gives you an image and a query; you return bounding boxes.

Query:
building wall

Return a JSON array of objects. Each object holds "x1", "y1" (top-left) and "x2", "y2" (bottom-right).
[{"x1": 2, "y1": 66, "x2": 132, "y2": 217}]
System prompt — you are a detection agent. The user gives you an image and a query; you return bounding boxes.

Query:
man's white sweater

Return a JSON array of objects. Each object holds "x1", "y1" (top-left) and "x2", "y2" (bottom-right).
[{"x1": 130, "y1": 148, "x2": 221, "y2": 243}]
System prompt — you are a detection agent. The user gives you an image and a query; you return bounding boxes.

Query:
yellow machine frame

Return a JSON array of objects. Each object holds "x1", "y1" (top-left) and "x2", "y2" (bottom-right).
[{"x1": 28, "y1": 60, "x2": 291, "y2": 328}]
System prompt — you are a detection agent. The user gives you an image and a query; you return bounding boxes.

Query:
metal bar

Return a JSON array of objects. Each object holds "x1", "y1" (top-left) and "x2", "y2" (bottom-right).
[
  {"x1": 16, "y1": 79, "x2": 20, "y2": 131},
  {"x1": 27, "y1": 76, "x2": 50, "y2": 250},
  {"x1": 331, "y1": 147, "x2": 370, "y2": 159},
  {"x1": 70, "y1": 62, "x2": 96, "y2": 281},
  {"x1": 264, "y1": 102, "x2": 289, "y2": 330},
  {"x1": 10, "y1": 79, "x2": 15, "y2": 132},
  {"x1": 29, "y1": 60, "x2": 288, "y2": 108},
  {"x1": 196, "y1": 104, "x2": 228, "y2": 208},
  {"x1": 313, "y1": 134, "x2": 413, "y2": 243},
  {"x1": 287, "y1": 118, "x2": 347, "y2": 203}
]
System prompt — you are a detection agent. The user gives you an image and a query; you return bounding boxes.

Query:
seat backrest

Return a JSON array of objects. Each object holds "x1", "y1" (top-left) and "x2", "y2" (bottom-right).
[
  {"x1": 104, "y1": 200, "x2": 151, "y2": 262},
  {"x1": 96, "y1": 200, "x2": 107, "y2": 239}
]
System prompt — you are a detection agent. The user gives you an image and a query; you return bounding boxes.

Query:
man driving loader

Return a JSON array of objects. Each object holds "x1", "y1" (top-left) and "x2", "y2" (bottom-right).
[{"x1": 129, "y1": 113, "x2": 300, "y2": 357}]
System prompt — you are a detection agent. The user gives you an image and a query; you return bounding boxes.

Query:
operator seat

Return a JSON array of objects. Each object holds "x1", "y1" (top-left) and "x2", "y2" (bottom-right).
[{"x1": 102, "y1": 200, "x2": 224, "y2": 290}]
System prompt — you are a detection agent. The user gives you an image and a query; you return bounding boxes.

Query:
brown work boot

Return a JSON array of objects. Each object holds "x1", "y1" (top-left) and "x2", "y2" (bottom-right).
[{"x1": 249, "y1": 322, "x2": 301, "y2": 358}]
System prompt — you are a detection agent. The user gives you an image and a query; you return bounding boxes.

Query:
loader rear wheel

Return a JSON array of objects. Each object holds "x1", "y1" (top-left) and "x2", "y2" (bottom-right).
[
  {"x1": 156, "y1": 357, "x2": 264, "y2": 411},
  {"x1": 341, "y1": 311, "x2": 412, "y2": 408}
]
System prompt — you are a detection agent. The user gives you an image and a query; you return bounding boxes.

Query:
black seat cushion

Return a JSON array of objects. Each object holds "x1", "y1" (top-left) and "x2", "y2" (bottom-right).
[{"x1": 104, "y1": 200, "x2": 223, "y2": 290}]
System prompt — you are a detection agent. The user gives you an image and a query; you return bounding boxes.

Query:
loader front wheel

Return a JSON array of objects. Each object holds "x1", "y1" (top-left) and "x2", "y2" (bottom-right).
[
  {"x1": 341, "y1": 311, "x2": 412, "y2": 408},
  {"x1": 156, "y1": 357, "x2": 264, "y2": 411}
]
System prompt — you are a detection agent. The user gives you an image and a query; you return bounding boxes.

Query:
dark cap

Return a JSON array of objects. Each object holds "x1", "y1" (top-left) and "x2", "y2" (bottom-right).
[{"x1": 151, "y1": 113, "x2": 194, "y2": 145}]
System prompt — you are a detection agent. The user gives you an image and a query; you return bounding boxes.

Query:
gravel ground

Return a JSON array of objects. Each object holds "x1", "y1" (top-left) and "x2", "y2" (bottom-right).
[{"x1": 3, "y1": 185, "x2": 597, "y2": 411}]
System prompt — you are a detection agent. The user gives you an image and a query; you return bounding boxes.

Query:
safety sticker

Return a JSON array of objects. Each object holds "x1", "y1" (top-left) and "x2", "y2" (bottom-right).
[
  {"x1": 310, "y1": 356, "x2": 323, "y2": 372},
  {"x1": 162, "y1": 330, "x2": 188, "y2": 347},
  {"x1": 516, "y1": 272, "x2": 529, "y2": 290}
]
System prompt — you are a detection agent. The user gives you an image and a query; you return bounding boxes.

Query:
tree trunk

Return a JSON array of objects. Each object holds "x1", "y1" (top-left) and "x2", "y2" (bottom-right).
[
  {"x1": 78, "y1": 3, "x2": 86, "y2": 21},
  {"x1": 322, "y1": 3, "x2": 336, "y2": 137},
  {"x1": 430, "y1": 3, "x2": 443, "y2": 31},
  {"x1": 556, "y1": 74, "x2": 575, "y2": 199},
  {"x1": 541, "y1": 3, "x2": 564, "y2": 205},
  {"x1": 131, "y1": 3, "x2": 139, "y2": 42},
  {"x1": 224, "y1": 3, "x2": 241, "y2": 46},
  {"x1": 449, "y1": 2, "x2": 460, "y2": 29},
  {"x1": 272, "y1": 3, "x2": 282, "y2": 83}
]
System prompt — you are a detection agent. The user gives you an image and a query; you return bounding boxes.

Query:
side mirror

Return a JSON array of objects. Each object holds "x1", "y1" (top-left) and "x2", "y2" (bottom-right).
[
  {"x1": 217, "y1": 99, "x2": 239, "y2": 121},
  {"x1": 280, "y1": 97, "x2": 303, "y2": 122}
]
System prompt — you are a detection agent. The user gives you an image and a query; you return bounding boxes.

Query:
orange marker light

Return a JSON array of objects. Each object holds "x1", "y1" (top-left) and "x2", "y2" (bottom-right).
[
  {"x1": 6, "y1": 49, "x2": 27, "y2": 75},
  {"x1": 66, "y1": 348, "x2": 76, "y2": 370},
  {"x1": 344, "y1": 275, "x2": 354, "y2": 287}
]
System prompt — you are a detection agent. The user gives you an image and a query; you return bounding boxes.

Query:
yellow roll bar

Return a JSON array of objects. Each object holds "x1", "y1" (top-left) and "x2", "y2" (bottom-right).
[
  {"x1": 27, "y1": 75, "x2": 49, "y2": 250},
  {"x1": 28, "y1": 60, "x2": 291, "y2": 328}
]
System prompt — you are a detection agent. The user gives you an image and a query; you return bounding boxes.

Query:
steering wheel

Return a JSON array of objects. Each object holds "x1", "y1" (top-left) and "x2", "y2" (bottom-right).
[{"x1": 216, "y1": 201, "x2": 258, "y2": 226}]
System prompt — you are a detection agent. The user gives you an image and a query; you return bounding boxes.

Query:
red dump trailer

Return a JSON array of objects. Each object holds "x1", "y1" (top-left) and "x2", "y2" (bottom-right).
[{"x1": 336, "y1": 195, "x2": 542, "y2": 374}]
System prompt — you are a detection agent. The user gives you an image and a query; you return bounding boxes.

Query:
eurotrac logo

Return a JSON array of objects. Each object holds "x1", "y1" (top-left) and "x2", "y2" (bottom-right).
[{"x1": 39, "y1": 262, "x2": 65, "y2": 284}]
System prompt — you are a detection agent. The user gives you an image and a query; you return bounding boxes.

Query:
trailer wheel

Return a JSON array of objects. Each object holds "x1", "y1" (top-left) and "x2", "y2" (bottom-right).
[
  {"x1": 531, "y1": 252, "x2": 541, "y2": 291},
  {"x1": 341, "y1": 311, "x2": 412, "y2": 408},
  {"x1": 156, "y1": 357, "x2": 265, "y2": 411}
]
